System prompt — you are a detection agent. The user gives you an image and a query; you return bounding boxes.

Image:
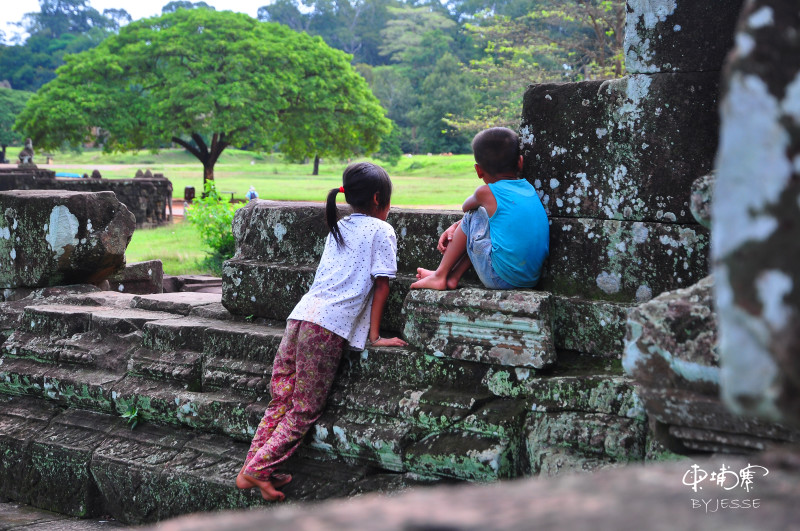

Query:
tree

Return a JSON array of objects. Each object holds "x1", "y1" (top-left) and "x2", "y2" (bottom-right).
[
  {"x1": 15, "y1": 9, "x2": 390, "y2": 184},
  {"x1": 20, "y1": 0, "x2": 112, "y2": 38},
  {"x1": 0, "y1": 0, "x2": 123, "y2": 92},
  {"x1": 452, "y1": 0, "x2": 625, "y2": 134},
  {"x1": 161, "y1": 1, "x2": 216, "y2": 14},
  {"x1": 258, "y1": 0, "x2": 402, "y2": 66},
  {"x1": 0, "y1": 88, "x2": 33, "y2": 163}
]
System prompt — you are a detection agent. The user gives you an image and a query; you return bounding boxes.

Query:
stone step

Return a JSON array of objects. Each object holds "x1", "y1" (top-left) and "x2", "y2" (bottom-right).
[
  {"x1": 142, "y1": 317, "x2": 285, "y2": 362},
  {"x1": 0, "y1": 396, "x2": 417, "y2": 525},
  {"x1": 0, "y1": 285, "x2": 652, "y2": 521}
]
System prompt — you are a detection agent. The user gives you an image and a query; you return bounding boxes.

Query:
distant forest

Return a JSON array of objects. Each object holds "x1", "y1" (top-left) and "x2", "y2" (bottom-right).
[{"x1": 0, "y1": 0, "x2": 625, "y2": 155}]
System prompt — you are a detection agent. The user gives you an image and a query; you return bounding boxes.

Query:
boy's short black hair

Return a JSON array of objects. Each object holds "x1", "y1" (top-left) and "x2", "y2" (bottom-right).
[{"x1": 472, "y1": 127, "x2": 520, "y2": 176}]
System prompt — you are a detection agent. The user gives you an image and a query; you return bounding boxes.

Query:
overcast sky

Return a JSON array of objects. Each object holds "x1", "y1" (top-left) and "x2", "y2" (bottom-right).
[{"x1": 2, "y1": 0, "x2": 274, "y2": 42}]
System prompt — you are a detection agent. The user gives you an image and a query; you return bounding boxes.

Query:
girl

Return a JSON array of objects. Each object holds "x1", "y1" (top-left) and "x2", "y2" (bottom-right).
[{"x1": 236, "y1": 162, "x2": 407, "y2": 502}]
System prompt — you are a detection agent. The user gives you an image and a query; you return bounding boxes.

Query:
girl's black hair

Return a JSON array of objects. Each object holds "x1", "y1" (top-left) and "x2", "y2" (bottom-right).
[{"x1": 326, "y1": 162, "x2": 392, "y2": 247}]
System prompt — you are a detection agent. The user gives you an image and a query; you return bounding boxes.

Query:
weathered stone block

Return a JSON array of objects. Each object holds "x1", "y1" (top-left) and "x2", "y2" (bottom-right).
[
  {"x1": 403, "y1": 288, "x2": 556, "y2": 369},
  {"x1": 486, "y1": 372, "x2": 644, "y2": 420},
  {"x1": 0, "y1": 396, "x2": 61, "y2": 505},
  {"x1": 28, "y1": 409, "x2": 117, "y2": 517},
  {"x1": 543, "y1": 218, "x2": 709, "y2": 302},
  {"x1": 625, "y1": 0, "x2": 744, "y2": 74},
  {"x1": 141, "y1": 318, "x2": 216, "y2": 352},
  {"x1": 131, "y1": 292, "x2": 221, "y2": 316},
  {"x1": 230, "y1": 201, "x2": 475, "y2": 280},
  {"x1": 22, "y1": 305, "x2": 93, "y2": 337},
  {"x1": 623, "y1": 275, "x2": 718, "y2": 395},
  {"x1": 155, "y1": 433, "x2": 258, "y2": 521},
  {"x1": 107, "y1": 260, "x2": 164, "y2": 295},
  {"x1": 88, "y1": 308, "x2": 181, "y2": 336},
  {"x1": 636, "y1": 388, "x2": 800, "y2": 450},
  {"x1": 0, "y1": 191, "x2": 135, "y2": 288},
  {"x1": 222, "y1": 259, "x2": 315, "y2": 320},
  {"x1": 309, "y1": 414, "x2": 412, "y2": 472},
  {"x1": 202, "y1": 321, "x2": 283, "y2": 364},
  {"x1": 713, "y1": 0, "x2": 800, "y2": 427},
  {"x1": 404, "y1": 432, "x2": 518, "y2": 481},
  {"x1": 0, "y1": 359, "x2": 119, "y2": 413},
  {"x1": 552, "y1": 296, "x2": 633, "y2": 357},
  {"x1": 0, "y1": 170, "x2": 173, "y2": 228},
  {"x1": 526, "y1": 412, "x2": 647, "y2": 475},
  {"x1": 231, "y1": 200, "x2": 337, "y2": 266},
  {"x1": 222, "y1": 259, "x2": 413, "y2": 333},
  {"x1": 521, "y1": 74, "x2": 721, "y2": 223},
  {"x1": 339, "y1": 345, "x2": 489, "y2": 391},
  {"x1": 109, "y1": 377, "x2": 253, "y2": 441},
  {"x1": 91, "y1": 422, "x2": 191, "y2": 524},
  {"x1": 202, "y1": 356, "x2": 270, "y2": 395},
  {"x1": 129, "y1": 348, "x2": 203, "y2": 390}
]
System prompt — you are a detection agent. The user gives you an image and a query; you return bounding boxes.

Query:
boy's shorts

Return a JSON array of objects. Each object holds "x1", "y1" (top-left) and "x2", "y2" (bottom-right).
[{"x1": 459, "y1": 207, "x2": 514, "y2": 290}]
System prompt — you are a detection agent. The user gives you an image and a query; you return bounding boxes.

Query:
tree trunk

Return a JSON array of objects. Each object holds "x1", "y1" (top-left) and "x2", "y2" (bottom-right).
[
  {"x1": 203, "y1": 164, "x2": 215, "y2": 186},
  {"x1": 0, "y1": 145, "x2": 6, "y2": 164},
  {"x1": 172, "y1": 132, "x2": 228, "y2": 195},
  {"x1": 312, "y1": 154, "x2": 320, "y2": 176}
]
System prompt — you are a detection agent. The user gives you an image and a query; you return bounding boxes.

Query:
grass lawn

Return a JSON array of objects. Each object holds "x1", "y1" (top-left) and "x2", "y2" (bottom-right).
[
  {"x1": 126, "y1": 220, "x2": 211, "y2": 276},
  {"x1": 46, "y1": 148, "x2": 475, "y2": 208}
]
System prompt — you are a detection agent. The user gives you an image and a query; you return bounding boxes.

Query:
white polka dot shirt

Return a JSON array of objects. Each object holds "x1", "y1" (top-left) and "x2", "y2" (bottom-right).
[{"x1": 288, "y1": 213, "x2": 398, "y2": 349}]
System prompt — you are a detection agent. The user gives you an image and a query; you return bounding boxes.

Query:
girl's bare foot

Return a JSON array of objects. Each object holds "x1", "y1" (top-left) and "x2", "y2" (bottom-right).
[
  {"x1": 410, "y1": 273, "x2": 448, "y2": 290},
  {"x1": 271, "y1": 472, "x2": 293, "y2": 488},
  {"x1": 236, "y1": 466, "x2": 254, "y2": 489},
  {"x1": 416, "y1": 267, "x2": 435, "y2": 280},
  {"x1": 236, "y1": 472, "x2": 286, "y2": 502}
]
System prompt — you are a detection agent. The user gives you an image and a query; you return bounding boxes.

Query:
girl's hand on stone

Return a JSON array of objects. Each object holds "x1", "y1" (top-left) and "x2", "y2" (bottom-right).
[{"x1": 370, "y1": 336, "x2": 407, "y2": 347}]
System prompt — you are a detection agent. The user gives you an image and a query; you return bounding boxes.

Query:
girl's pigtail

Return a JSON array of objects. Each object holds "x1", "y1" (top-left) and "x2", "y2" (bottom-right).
[{"x1": 326, "y1": 187, "x2": 345, "y2": 247}]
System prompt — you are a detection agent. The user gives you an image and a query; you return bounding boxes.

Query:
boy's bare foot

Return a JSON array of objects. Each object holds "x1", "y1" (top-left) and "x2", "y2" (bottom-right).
[
  {"x1": 416, "y1": 267, "x2": 435, "y2": 280},
  {"x1": 446, "y1": 274, "x2": 460, "y2": 290},
  {"x1": 236, "y1": 472, "x2": 286, "y2": 502},
  {"x1": 410, "y1": 273, "x2": 448, "y2": 290}
]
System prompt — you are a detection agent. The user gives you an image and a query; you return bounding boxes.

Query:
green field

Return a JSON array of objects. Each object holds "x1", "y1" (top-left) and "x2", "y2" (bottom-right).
[{"x1": 47, "y1": 148, "x2": 476, "y2": 208}]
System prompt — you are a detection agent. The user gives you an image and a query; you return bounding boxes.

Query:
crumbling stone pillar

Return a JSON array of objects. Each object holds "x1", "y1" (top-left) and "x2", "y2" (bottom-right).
[{"x1": 713, "y1": 0, "x2": 800, "y2": 425}]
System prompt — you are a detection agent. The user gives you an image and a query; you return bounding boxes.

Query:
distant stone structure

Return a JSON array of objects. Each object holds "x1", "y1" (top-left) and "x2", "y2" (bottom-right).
[
  {"x1": 17, "y1": 138, "x2": 34, "y2": 166},
  {"x1": 0, "y1": 167, "x2": 173, "y2": 228}
]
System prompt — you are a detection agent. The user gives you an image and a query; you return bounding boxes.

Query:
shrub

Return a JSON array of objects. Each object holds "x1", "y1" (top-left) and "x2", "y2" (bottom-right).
[{"x1": 185, "y1": 182, "x2": 242, "y2": 274}]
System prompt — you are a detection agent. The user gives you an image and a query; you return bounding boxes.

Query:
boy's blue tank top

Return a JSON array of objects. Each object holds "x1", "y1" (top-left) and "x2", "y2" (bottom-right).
[{"x1": 487, "y1": 179, "x2": 549, "y2": 287}]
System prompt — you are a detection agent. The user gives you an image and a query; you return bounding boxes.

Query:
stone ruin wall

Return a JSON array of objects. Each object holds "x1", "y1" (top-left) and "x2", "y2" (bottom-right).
[{"x1": 0, "y1": 167, "x2": 173, "y2": 228}]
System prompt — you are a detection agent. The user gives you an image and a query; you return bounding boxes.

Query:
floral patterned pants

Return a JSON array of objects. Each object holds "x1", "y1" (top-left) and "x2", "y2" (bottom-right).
[{"x1": 243, "y1": 319, "x2": 346, "y2": 480}]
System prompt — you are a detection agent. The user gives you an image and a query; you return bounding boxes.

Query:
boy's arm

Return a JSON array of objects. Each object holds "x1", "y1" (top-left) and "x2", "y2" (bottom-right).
[
  {"x1": 368, "y1": 276, "x2": 407, "y2": 347},
  {"x1": 462, "y1": 185, "x2": 495, "y2": 213}
]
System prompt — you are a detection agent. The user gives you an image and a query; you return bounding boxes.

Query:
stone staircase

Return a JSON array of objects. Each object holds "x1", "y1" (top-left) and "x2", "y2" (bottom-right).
[{"x1": 0, "y1": 199, "x2": 660, "y2": 523}]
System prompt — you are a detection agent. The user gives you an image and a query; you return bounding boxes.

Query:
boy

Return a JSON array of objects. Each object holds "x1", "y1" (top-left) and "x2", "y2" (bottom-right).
[{"x1": 410, "y1": 127, "x2": 549, "y2": 291}]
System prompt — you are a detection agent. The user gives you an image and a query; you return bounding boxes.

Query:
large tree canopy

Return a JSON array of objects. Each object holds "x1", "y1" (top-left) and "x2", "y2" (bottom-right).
[{"x1": 15, "y1": 9, "x2": 391, "y2": 181}]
